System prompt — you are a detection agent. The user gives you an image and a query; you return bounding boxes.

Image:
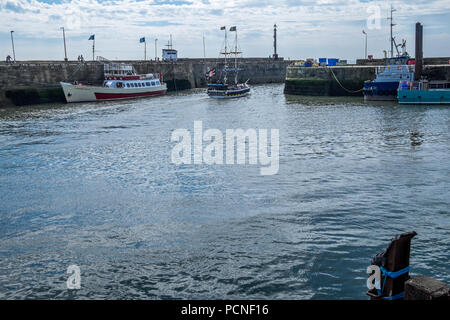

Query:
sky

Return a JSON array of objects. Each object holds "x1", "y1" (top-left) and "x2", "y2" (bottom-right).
[{"x1": 0, "y1": 0, "x2": 449, "y2": 61}]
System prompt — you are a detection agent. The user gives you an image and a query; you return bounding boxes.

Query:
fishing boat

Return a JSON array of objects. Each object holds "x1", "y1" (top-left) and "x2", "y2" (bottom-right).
[
  {"x1": 398, "y1": 80, "x2": 450, "y2": 104},
  {"x1": 60, "y1": 63, "x2": 167, "y2": 103},
  {"x1": 207, "y1": 26, "x2": 250, "y2": 99},
  {"x1": 363, "y1": 56, "x2": 414, "y2": 101},
  {"x1": 364, "y1": 7, "x2": 415, "y2": 102}
]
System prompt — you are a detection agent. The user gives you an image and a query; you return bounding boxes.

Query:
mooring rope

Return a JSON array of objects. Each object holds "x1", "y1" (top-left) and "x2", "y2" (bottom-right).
[{"x1": 327, "y1": 67, "x2": 364, "y2": 94}]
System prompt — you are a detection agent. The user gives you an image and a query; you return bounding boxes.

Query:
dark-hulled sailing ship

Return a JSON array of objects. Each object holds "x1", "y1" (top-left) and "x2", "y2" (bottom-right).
[{"x1": 207, "y1": 26, "x2": 250, "y2": 98}]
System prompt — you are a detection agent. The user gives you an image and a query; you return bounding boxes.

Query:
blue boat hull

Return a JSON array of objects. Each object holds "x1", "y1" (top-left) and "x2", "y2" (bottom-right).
[{"x1": 363, "y1": 81, "x2": 399, "y2": 101}]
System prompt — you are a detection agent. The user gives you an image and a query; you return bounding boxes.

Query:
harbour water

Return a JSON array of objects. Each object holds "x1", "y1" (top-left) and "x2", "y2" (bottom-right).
[{"x1": 0, "y1": 83, "x2": 448, "y2": 299}]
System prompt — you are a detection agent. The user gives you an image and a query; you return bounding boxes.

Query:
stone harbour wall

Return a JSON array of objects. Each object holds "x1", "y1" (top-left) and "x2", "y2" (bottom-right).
[
  {"x1": 284, "y1": 64, "x2": 450, "y2": 96},
  {"x1": 0, "y1": 58, "x2": 290, "y2": 106}
]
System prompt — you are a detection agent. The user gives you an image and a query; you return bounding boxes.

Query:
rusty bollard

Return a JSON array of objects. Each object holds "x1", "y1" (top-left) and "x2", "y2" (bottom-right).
[{"x1": 366, "y1": 231, "x2": 417, "y2": 300}]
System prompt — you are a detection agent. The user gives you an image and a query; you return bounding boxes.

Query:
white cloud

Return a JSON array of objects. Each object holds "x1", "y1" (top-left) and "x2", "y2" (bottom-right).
[{"x1": 0, "y1": 0, "x2": 449, "y2": 60}]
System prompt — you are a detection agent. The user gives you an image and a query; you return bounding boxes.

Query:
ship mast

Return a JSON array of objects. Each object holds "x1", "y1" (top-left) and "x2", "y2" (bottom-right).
[
  {"x1": 228, "y1": 26, "x2": 239, "y2": 85},
  {"x1": 221, "y1": 26, "x2": 228, "y2": 84},
  {"x1": 388, "y1": 5, "x2": 396, "y2": 58}
]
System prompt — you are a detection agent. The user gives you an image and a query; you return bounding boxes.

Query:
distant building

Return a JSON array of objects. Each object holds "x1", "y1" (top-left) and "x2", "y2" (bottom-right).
[{"x1": 162, "y1": 49, "x2": 177, "y2": 61}]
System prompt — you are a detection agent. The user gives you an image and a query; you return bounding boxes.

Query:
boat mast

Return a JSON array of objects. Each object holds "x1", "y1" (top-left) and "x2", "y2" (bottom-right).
[
  {"x1": 388, "y1": 5, "x2": 396, "y2": 58},
  {"x1": 223, "y1": 26, "x2": 228, "y2": 84}
]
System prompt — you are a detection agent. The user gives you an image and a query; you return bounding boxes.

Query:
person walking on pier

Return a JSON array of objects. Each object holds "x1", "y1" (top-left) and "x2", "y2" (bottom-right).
[{"x1": 6, "y1": 55, "x2": 12, "y2": 63}]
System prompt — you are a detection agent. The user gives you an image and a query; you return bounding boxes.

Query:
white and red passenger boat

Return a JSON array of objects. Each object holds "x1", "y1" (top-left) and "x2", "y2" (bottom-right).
[{"x1": 60, "y1": 63, "x2": 167, "y2": 103}]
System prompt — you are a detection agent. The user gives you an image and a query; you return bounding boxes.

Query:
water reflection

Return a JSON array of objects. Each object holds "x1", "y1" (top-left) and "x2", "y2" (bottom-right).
[{"x1": 0, "y1": 84, "x2": 448, "y2": 299}]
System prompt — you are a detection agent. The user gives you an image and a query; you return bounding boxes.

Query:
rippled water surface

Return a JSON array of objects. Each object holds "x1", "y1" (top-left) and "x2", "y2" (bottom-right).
[{"x1": 0, "y1": 84, "x2": 449, "y2": 299}]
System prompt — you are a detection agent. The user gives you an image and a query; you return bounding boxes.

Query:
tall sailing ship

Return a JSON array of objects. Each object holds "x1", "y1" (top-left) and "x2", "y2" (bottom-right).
[{"x1": 207, "y1": 26, "x2": 250, "y2": 98}]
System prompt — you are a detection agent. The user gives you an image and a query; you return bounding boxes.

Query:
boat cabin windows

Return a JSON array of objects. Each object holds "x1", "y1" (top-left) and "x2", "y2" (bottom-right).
[{"x1": 102, "y1": 79, "x2": 162, "y2": 89}]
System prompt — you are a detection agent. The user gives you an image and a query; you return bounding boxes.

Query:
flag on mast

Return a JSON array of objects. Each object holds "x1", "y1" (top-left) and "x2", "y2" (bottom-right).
[
  {"x1": 220, "y1": 26, "x2": 226, "y2": 30},
  {"x1": 140, "y1": 37, "x2": 145, "y2": 43},
  {"x1": 229, "y1": 26, "x2": 236, "y2": 31},
  {"x1": 205, "y1": 67, "x2": 216, "y2": 79},
  {"x1": 88, "y1": 34, "x2": 95, "y2": 40}
]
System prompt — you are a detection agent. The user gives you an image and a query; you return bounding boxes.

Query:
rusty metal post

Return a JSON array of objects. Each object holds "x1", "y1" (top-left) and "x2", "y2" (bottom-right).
[
  {"x1": 367, "y1": 231, "x2": 417, "y2": 300},
  {"x1": 415, "y1": 22, "x2": 423, "y2": 81}
]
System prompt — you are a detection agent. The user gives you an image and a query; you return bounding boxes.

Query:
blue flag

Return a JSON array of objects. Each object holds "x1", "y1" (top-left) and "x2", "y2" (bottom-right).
[
  {"x1": 140, "y1": 37, "x2": 145, "y2": 43},
  {"x1": 88, "y1": 34, "x2": 95, "y2": 40}
]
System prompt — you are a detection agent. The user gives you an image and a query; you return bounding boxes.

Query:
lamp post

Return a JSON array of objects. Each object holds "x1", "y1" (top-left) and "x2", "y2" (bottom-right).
[
  {"x1": 10, "y1": 31, "x2": 16, "y2": 63},
  {"x1": 61, "y1": 27, "x2": 68, "y2": 61},
  {"x1": 202, "y1": 34, "x2": 206, "y2": 59},
  {"x1": 362, "y1": 30, "x2": 368, "y2": 59},
  {"x1": 155, "y1": 38, "x2": 158, "y2": 60}
]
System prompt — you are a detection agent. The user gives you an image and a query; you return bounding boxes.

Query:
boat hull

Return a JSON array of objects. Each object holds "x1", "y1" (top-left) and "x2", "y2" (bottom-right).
[
  {"x1": 60, "y1": 82, "x2": 167, "y2": 103},
  {"x1": 207, "y1": 87, "x2": 250, "y2": 99},
  {"x1": 363, "y1": 81, "x2": 399, "y2": 101},
  {"x1": 398, "y1": 89, "x2": 450, "y2": 104}
]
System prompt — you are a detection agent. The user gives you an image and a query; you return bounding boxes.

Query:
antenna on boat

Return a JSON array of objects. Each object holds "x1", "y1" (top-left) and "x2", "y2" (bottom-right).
[{"x1": 166, "y1": 35, "x2": 173, "y2": 50}]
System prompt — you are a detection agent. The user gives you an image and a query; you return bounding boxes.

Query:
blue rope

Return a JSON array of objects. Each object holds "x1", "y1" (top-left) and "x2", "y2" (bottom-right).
[
  {"x1": 376, "y1": 266, "x2": 410, "y2": 299},
  {"x1": 383, "y1": 291, "x2": 405, "y2": 300},
  {"x1": 380, "y1": 266, "x2": 410, "y2": 278}
]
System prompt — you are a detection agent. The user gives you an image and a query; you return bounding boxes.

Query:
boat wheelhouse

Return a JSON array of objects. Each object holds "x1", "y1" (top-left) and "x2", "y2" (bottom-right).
[
  {"x1": 363, "y1": 56, "x2": 414, "y2": 101},
  {"x1": 60, "y1": 63, "x2": 167, "y2": 103}
]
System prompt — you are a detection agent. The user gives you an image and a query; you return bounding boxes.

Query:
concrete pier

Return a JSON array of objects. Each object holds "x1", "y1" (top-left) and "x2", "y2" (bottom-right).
[
  {"x1": 284, "y1": 65, "x2": 374, "y2": 96},
  {"x1": 0, "y1": 58, "x2": 290, "y2": 106},
  {"x1": 405, "y1": 275, "x2": 450, "y2": 300}
]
